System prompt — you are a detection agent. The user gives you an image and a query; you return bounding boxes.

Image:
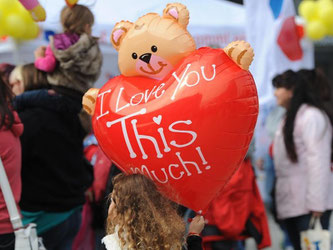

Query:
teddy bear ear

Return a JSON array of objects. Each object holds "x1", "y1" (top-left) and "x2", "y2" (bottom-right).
[
  {"x1": 163, "y1": 3, "x2": 190, "y2": 29},
  {"x1": 110, "y1": 21, "x2": 133, "y2": 51}
]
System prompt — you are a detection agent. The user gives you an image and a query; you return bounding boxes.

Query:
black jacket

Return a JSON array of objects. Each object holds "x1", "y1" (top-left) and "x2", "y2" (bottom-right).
[
  {"x1": 15, "y1": 87, "x2": 93, "y2": 212},
  {"x1": 185, "y1": 235, "x2": 203, "y2": 250}
]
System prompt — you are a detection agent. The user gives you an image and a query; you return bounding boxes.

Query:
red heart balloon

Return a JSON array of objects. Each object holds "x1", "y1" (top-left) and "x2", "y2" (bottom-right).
[{"x1": 92, "y1": 47, "x2": 258, "y2": 212}]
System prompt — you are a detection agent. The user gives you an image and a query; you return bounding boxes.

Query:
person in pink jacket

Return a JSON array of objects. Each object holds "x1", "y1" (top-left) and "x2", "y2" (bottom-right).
[
  {"x1": 0, "y1": 75, "x2": 23, "y2": 250},
  {"x1": 272, "y1": 69, "x2": 333, "y2": 250}
]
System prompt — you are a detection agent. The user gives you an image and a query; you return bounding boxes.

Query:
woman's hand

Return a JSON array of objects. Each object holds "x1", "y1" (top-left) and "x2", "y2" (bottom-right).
[
  {"x1": 188, "y1": 215, "x2": 205, "y2": 234},
  {"x1": 311, "y1": 211, "x2": 323, "y2": 217}
]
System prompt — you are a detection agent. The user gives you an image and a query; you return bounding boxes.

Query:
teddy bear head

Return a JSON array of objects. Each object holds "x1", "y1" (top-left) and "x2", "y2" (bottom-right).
[{"x1": 111, "y1": 3, "x2": 196, "y2": 80}]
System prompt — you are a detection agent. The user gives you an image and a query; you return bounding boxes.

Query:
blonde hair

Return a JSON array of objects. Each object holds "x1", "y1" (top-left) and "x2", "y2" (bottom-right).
[
  {"x1": 9, "y1": 66, "x2": 23, "y2": 85},
  {"x1": 61, "y1": 4, "x2": 94, "y2": 35},
  {"x1": 107, "y1": 174, "x2": 185, "y2": 249}
]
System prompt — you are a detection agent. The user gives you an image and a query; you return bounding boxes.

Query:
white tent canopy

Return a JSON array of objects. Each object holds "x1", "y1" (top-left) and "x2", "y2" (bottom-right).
[
  {"x1": 40, "y1": 0, "x2": 244, "y2": 32},
  {"x1": 1, "y1": 0, "x2": 246, "y2": 87},
  {"x1": 40, "y1": 0, "x2": 245, "y2": 47}
]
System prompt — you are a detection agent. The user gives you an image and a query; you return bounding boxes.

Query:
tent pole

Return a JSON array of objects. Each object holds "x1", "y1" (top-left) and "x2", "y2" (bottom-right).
[{"x1": 12, "y1": 39, "x2": 22, "y2": 64}]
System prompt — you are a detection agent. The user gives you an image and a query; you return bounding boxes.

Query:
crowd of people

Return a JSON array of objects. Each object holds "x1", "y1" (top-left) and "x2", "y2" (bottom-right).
[{"x1": 0, "y1": 3, "x2": 333, "y2": 250}]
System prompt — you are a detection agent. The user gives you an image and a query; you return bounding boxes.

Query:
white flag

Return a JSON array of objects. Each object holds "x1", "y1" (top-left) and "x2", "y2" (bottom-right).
[{"x1": 244, "y1": 0, "x2": 314, "y2": 106}]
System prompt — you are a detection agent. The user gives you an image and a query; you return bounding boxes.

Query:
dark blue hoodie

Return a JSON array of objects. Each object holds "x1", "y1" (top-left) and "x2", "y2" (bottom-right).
[{"x1": 14, "y1": 87, "x2": 93, "y2": 212}]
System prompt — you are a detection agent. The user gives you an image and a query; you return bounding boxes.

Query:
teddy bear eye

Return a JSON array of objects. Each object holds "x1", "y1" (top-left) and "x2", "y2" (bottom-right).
[
  {"x1": 132, "y1": 53, "x2": 138, "y2": 59},
  {"x1": 151, "y1": 45, "x2": 157, "y2": 53}
]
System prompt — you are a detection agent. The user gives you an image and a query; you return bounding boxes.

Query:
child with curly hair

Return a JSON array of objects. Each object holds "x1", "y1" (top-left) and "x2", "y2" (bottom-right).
[{"x1": 103, "y1": 173, "x2": 204, "y2": 250}]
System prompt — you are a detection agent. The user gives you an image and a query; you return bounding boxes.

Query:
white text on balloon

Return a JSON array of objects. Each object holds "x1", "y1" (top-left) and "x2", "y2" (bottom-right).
[
  {"x1": 106, "y1": 110, "x2": 198, "y2": 160},
  {"x1": 130, "y1": 146, "x2": 211, "y2": 184}
]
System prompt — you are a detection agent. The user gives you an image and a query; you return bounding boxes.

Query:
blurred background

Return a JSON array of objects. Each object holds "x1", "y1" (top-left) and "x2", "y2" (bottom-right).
[
  {"x1": 1, "y1": 0, "x2": 332, "y2": 86},
  {"x1": 227, "y1": 0, "x2": 333, "y2": 84},
  {"x1": 1, "y1": 1, "x2": 333, "y2": 249}
]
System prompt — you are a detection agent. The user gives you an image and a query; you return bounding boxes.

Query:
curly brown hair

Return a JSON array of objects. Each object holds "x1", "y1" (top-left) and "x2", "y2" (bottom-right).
[{"x1": 106, "y1": 173, "x2": 186, "y2": 249}]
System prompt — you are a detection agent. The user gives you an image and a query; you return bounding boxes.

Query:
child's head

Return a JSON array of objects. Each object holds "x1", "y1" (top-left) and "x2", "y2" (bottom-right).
[
  {"x1": 107, "y1": 173, "x2": 185, "y2": 249},
  {"x1": 61, "y1": 4, "x2": 94, "y2": 35}
]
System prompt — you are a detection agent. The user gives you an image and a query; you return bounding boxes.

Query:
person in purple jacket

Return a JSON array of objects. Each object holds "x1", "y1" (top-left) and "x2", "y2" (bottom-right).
[{"x1": 34, "y1": 4, "x2": 102, "y2": 94}]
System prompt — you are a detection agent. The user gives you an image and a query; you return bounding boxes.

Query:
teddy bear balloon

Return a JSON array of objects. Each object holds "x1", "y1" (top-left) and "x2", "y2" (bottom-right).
[{"x1": 82, "y1": 3, "x2": 258, "y2": 212}]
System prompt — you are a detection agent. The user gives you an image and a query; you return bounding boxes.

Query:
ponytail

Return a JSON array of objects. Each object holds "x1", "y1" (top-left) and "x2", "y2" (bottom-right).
[
  {"x1": 314, "y1": 68, "x2": 331, "y2": 102},
  {"x1": 0, "y1": 76, "x2": 14, "y2": 129}
]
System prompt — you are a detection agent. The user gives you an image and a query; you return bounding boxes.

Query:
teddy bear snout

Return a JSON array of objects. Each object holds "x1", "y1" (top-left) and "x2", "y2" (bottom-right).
[{"x1": 139, "y1": 53, "x2": 152, "y2": 64}]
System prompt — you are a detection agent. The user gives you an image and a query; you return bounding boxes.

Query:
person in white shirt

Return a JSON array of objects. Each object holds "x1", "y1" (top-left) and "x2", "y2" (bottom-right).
[{"x1": 272, "y1": 69, "x2": 333, "y2": 250}]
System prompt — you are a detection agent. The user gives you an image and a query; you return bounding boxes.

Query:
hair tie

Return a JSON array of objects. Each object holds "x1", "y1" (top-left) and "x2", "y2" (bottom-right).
[{"x1": 65, "y1": 0, "x2": 79, "y2": 8}]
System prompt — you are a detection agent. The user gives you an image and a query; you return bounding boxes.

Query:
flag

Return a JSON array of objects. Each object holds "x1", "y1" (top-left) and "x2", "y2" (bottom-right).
[
  {"x1": 244, "y1": 0, "x2": 314, "y2": 106},
  {"x1": 244, "y1": 0, "x2": 315, "y2": 188}
]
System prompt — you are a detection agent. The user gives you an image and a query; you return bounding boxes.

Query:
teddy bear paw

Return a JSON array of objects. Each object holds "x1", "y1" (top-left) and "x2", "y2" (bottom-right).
[
  {"x1": 82, "y1": 88, "x2": 99, "y2": 116},
  {"x1": 223, "y1": 41, "x2": 254, "y2": 71}
]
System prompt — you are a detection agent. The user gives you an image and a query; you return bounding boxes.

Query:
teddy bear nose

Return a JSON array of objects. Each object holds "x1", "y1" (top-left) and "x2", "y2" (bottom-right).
[{"x1": 139, "y1": 53, "x2": 152, "y2": 64}]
